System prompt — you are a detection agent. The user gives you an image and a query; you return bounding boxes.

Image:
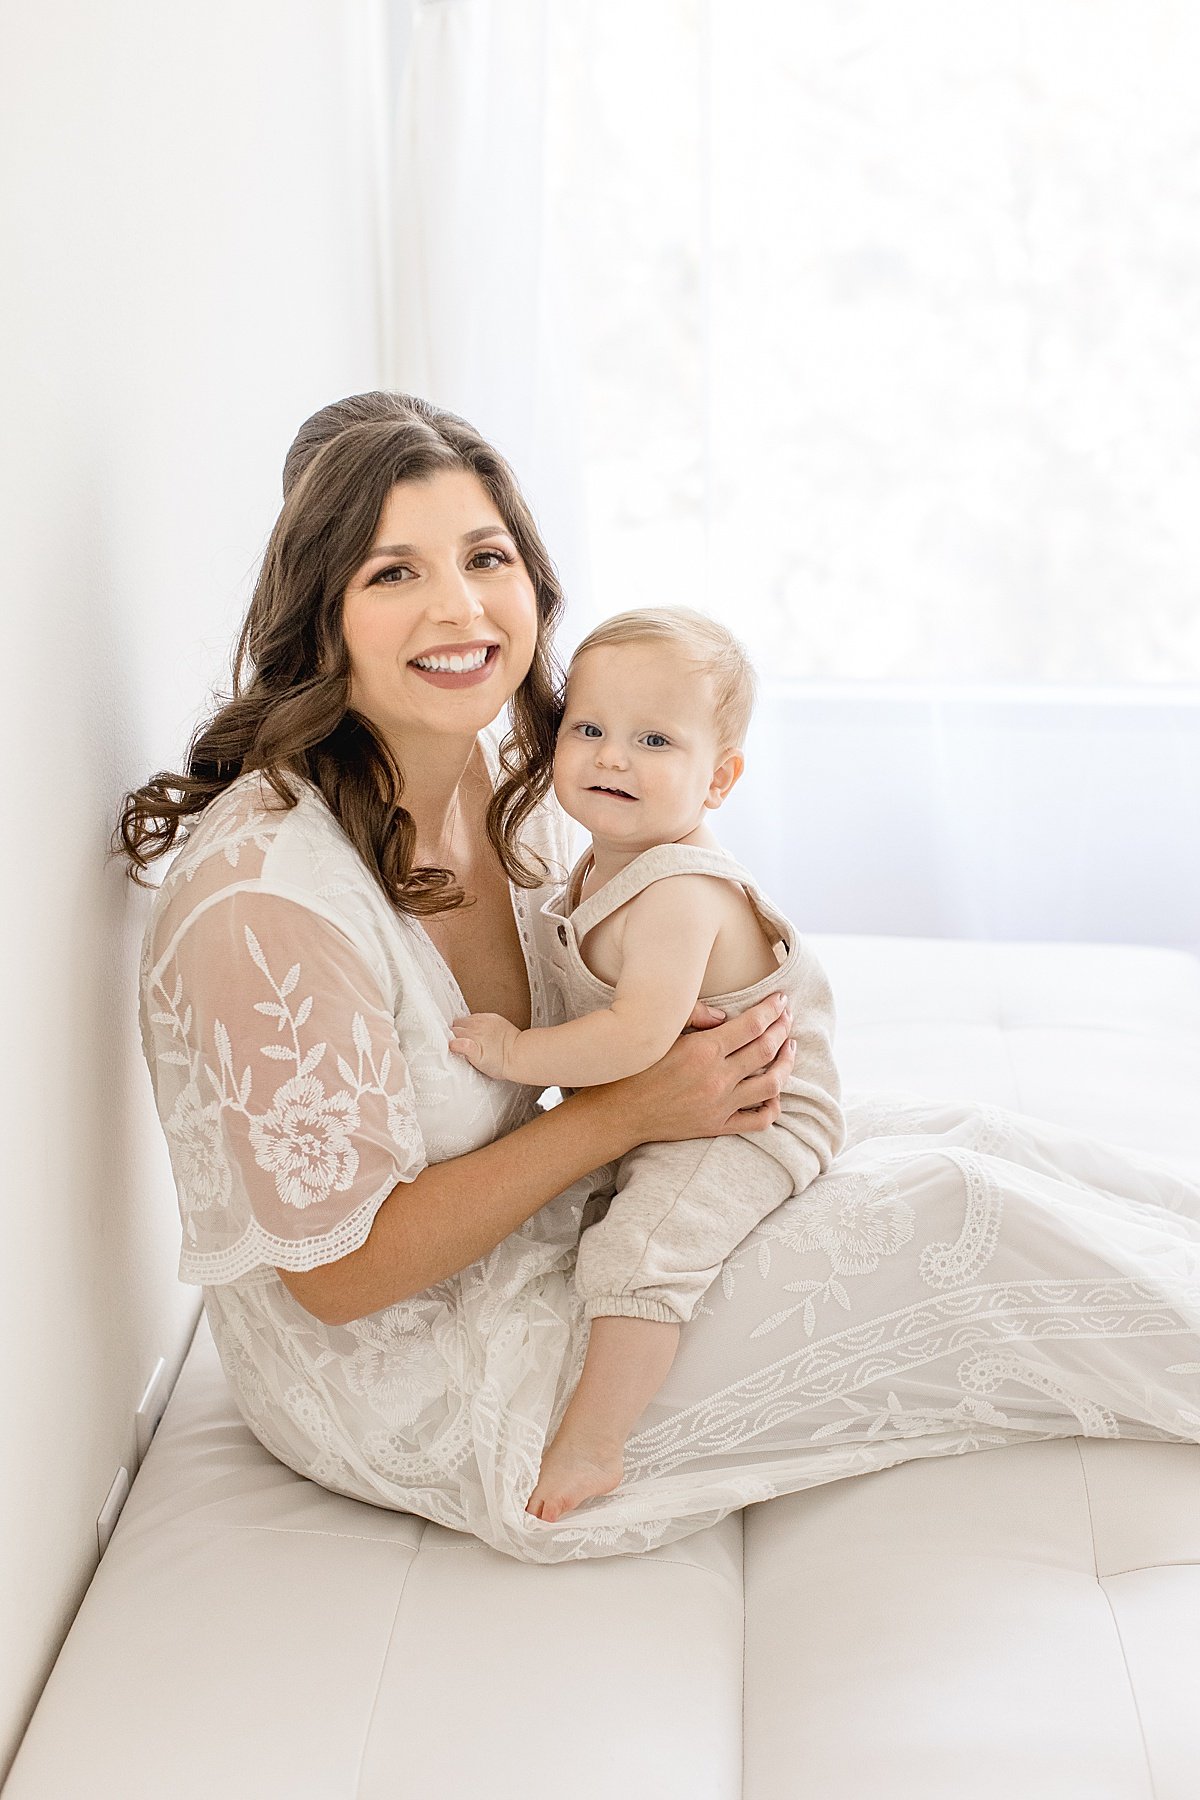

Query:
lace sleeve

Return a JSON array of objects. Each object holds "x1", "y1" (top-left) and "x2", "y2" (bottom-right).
[{"x1": 143, "y1": 888, "x2": 426, "y2": 1285}]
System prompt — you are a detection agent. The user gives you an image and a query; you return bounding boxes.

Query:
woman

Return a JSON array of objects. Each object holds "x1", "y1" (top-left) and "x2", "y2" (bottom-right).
[{"x1": 119, "y1": 391, "x2": 1200, "y2": 1563}]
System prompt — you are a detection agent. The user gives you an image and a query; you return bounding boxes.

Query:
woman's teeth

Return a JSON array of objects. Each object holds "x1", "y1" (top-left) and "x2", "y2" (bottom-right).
[{"x1": 412, "y1": 647, "x2": 492, "y2": 673}]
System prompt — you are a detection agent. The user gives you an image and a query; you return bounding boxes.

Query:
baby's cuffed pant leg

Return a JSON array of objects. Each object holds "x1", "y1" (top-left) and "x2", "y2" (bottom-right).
[
  {"x1": 575, "y1": 1133, "x2": 798, "y2": 1325},
  {"x1": 581, "y1": 1294, "x2": 682, "y2": 1324}
]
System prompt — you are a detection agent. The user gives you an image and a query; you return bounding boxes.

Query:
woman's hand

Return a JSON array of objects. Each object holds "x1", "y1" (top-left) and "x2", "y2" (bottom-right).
[{"x1": 604, "y1": 992, "x2": 796, "y2": 1147}]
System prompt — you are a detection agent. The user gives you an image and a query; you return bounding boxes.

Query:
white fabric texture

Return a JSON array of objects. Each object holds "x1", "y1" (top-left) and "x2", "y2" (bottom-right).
[{"x1": 140, "y1": 738, "x2": 1200, "y2": 1564}]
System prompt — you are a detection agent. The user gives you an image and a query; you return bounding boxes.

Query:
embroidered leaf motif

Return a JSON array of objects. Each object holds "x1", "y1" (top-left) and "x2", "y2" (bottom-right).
[
  {"x1": 239, "y1": 1066, "x2": 252, "y2": 1106},
  {"x1": 803, "y1": 1297, "x2": 817, "y2": 1335},
  {"x1": 160, "y1": 1050, "x2": 189, "y2": 1066},
  {"x1": 243, "y1": 925, "x2": 271, "y2": 979},
  {"x1": 757, "y1": 1240, "x2": 771, "y2": 1278},
  {"x1": 261, "y1": 1044, "x2": 294, "y2": 1061},
  {"x1": 722, "y1": 1264, "x2": 736, "y2": 1300},
  {"x1": 750, "y1": 1304, "x2": 801, "y2": 1338},
  {"x1": 280, "y1": 963, "x2": 300, "y2": 998},
  {"x1": 297, "y1": 1042, "x2": 326, "y2": 1078},
  {"x1": 829, "y1": 1278, "x2": 851, "y2": 1310},
  {"x1": 352, "y1": 1012, "x2": 372, "y2": 1055},
  {"x1": 379, "y1": 1050, "x2": 391, "y2": 1086},
  {"x1": 294, "y1": 995, "x2": 313, "y2": 1029},
  {"x1": 337, "y1": 1055, "x2": 357, "y2": 1086},
  {"x1": 214, "y1": 1019, "x2": 233, "y2": 1069},
  {"x1": 254, "y1": 1002, "x2": 288, "y2": 1022},
  {"x1": 810, "y1": 1417, "x2": 856, "y2": 1441},
  {"x1": 181, "y1": 1006, "x2": 192, "y2": 1036}
]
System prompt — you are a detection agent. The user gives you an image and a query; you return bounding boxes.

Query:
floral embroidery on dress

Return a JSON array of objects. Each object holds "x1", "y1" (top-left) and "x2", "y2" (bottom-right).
[
  {"x1": 164, "y1": 1081, "x2": 232, "y2": 1212},
  {"x1": 718, "y1": 1167, "x2": 915, "y2": 1340},
  {"x1": 248, "y1": 1074, "x2": 360, "y2": 1210},
  {"x1": 343, "y1": 1309, "x2": 449, "y2": 1428}
]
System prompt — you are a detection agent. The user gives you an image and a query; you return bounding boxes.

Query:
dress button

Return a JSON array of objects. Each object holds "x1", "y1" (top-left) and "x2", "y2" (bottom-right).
[{"x1": 557, "y1": 924, "x2": 568, "y2": 945}]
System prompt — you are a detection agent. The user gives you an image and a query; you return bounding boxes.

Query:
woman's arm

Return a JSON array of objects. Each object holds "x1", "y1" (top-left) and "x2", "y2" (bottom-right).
[{"x1": 279, "y1": 990, "x2": 796, "y2": 1325}]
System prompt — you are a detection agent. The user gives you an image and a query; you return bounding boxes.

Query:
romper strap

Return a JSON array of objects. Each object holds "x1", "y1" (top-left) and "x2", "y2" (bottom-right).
[{"x1": 570, "y1": 843, "x2": 761, "y2": 940}]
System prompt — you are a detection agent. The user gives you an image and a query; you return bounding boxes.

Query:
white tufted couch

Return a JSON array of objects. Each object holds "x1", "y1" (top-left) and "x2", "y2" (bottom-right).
[{"x1": 7, "y1": 934, "x2": 1200, "y2": 1800}]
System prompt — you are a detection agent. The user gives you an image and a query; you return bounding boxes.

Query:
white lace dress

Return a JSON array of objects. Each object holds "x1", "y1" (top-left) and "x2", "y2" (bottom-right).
[{"x1": 141, "y1": 736, "x2": 1200, "y2": 1563}]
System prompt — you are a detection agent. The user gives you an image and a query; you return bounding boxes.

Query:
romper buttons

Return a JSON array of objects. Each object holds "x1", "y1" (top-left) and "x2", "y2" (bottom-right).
[{"x1": 557, "y1": 924, "x2": 568, "y2": 945}]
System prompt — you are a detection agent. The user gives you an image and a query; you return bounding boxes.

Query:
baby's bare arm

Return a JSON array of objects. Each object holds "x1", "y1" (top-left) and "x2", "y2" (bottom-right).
[{"x1": 452, "y1": 876, "x2": 725, "y2": 1086}]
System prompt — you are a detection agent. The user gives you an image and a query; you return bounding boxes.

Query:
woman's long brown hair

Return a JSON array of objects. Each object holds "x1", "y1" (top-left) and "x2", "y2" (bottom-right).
[{"x1": 114, "y1": 392, "x2": 564, "y2": 914}]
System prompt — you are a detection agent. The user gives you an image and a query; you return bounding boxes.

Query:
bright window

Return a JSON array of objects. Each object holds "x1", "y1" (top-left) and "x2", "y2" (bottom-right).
[{"x1": 546, "y1": 1, "x2": 1200, "y2": 683}]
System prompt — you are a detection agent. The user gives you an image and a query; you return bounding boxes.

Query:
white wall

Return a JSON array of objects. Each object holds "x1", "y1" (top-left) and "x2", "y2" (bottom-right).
[{"x1": 0, "y1": 2, "x2": 388, "y2": 1775}]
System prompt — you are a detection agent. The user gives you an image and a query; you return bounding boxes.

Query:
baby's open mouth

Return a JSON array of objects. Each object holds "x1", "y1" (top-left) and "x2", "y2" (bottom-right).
[{"x1": 588, "y1": 784, "x2": 637, "y2": 801}]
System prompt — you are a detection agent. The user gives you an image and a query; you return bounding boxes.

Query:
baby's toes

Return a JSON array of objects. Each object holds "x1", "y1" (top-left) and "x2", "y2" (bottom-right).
[{"x1": 524, "y1": 1479, "x2": 560, "y2": 1522}]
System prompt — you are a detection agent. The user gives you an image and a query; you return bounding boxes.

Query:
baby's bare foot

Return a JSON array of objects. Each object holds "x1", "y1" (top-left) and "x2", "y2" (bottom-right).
[{"x1": 525, "y1": 1429, "x2": 624, "y2": 1523}]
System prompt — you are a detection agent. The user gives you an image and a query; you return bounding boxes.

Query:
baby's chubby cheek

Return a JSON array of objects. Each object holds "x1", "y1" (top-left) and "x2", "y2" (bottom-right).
[{"x1": 550, "y1": 746, "x2": 575, "y2": 809}]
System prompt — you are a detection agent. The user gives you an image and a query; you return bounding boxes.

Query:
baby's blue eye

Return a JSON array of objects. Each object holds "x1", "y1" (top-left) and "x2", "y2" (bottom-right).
[
  {"x1": 579, "y1": 723, "x2": 602, "y2": 738},
  {"x1": 643, "y1": 733, "x2": 670, "y2": 748}
]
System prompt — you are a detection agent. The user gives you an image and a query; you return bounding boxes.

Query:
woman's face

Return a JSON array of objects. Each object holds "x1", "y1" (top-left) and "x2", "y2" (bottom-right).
[{"x1": 340, "y1": 469, "x2": 539, "y2": 748}]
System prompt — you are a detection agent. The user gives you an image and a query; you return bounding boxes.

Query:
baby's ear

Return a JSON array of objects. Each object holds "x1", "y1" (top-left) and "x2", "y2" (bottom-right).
[{"x1": 705, "y1": 749, "x2": 745, "y2": 810}]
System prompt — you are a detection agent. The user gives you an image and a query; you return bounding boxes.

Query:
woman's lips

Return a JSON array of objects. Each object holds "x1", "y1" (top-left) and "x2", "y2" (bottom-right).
[{"x1": 408, "y1": 644, "x2": 499, "y2": 689}]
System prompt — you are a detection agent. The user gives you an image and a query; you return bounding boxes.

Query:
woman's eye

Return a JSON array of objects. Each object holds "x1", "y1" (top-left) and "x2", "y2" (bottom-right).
[
  {"x1": 373, "y1": 564, "x2": 413, "y2": 585},
  {"x1": 469, "y1": 548, "x2": 512, "y2": 570}
]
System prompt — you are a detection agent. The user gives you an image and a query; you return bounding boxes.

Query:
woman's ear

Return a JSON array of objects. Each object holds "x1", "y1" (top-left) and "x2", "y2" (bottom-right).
[{"x1": 704, "y1": 749, "x2": 745, "y2": 810}]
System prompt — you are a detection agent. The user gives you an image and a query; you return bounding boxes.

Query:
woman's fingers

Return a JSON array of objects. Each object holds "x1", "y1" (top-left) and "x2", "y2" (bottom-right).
[
  {"x1": 722, "y1": 1097, "x2": 783, "y2": 1132},
  {"x1": 685, "y1": 1000, "x2": 728, "y2": 1031},
  {"x1": 726, "y1": 1010, "x2": 793, "y2": 1082},
  {"x1": 713, "y1": 991, "x2": 789, "y2": 1054},
  {"x1": 731, "y1": 1035, "x2": 796, "y2": 1108}
]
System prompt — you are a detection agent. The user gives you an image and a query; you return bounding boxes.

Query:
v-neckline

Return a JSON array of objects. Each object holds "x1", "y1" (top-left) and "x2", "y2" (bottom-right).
[{"x1": 406, "y1": 731, "x2": 538, "y2": 1029}]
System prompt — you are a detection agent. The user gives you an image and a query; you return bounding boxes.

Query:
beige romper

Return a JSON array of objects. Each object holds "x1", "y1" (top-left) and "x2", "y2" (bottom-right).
[{"x1": 539, "y1": 843, "x2": 846, "y2": 1326}]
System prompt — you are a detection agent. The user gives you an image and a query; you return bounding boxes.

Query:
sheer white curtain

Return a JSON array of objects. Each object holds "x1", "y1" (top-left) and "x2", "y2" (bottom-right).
[
  {"x1": 380, "y1": 0, "x2": 590, "y2": 616},
  {"x1": 383, "y1": 0, "x2": 1200, "y2": 950}
]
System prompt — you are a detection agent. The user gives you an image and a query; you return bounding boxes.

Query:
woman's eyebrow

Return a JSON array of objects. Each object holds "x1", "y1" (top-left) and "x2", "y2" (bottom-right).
[{"x1": 361, "y1": 524, "x2": 513, "y2": 562}]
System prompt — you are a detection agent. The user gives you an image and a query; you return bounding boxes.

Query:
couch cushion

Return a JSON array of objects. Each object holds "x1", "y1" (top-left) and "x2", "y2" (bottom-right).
[
  {"x1": 6, "y1": 1315, "x2": 745, "y2": 1800},
  {"x1": 812, "y1": 935, "x2": 1200, "y2": 1171},
  {"x1": 744, "y1": 1437, "x2": 1200, "y2": 1800}
]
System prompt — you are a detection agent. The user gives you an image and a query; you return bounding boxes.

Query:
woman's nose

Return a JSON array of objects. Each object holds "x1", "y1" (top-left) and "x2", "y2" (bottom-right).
[{"x1": 429, "y1": 567, "x2": 485, "y2": 625}]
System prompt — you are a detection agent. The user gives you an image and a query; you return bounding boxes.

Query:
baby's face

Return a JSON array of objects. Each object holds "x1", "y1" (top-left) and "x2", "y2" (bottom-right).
[{"x1": 553, "y1": 643, "x2": 730, "y2": 850}]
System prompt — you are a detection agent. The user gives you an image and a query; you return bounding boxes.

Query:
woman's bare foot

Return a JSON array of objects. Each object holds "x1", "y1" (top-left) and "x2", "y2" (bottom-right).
[{"x1": 525, "y1": 1428, "x2": 624, "y2": 1523}]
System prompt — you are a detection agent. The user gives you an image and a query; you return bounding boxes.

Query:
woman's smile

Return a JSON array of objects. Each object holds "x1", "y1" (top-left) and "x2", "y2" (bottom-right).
[{"x1": 408, "y1": 640, "x2": 501, "y2": 688}]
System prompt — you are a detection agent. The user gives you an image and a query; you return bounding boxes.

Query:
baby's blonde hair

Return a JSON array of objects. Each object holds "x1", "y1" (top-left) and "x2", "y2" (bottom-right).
[{"x1": 567, "y1": 607, "x2": 757, "y2": 750}]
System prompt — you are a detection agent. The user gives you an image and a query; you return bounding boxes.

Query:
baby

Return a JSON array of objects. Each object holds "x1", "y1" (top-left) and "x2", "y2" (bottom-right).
[{"x1": 450, "y1": 608, "x2": 845, "y2": 1522}]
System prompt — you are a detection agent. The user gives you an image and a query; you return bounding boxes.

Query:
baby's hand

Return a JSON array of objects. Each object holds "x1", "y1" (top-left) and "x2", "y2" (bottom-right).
[{"x1": 449, "y1": 1012, "x2": 521, "y2": 1081}]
